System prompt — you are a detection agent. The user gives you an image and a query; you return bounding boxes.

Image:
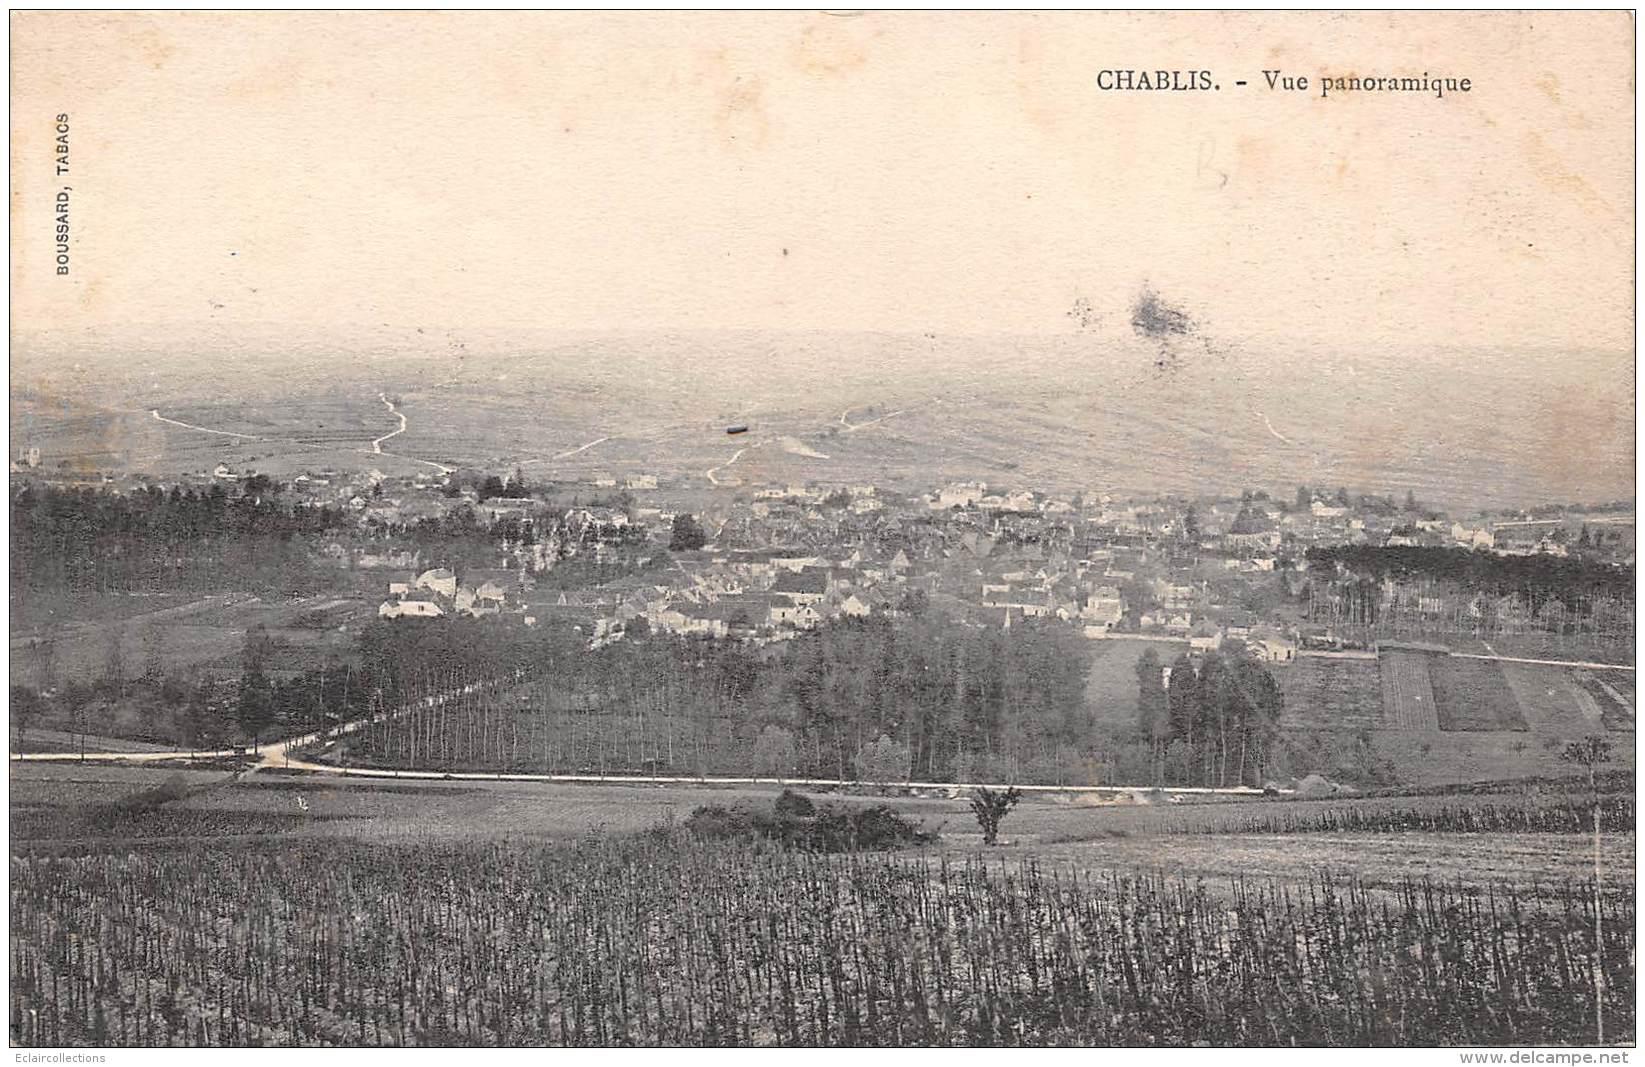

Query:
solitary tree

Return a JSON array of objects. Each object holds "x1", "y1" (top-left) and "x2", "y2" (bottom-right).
[
  {"x1": 1181, "y1": 504, "x2": 1201, "y2": 544},
  {"x1": 1166, "y1": 653, "x2": 1200, "y2": 782},
  {"x1": 237, "y1": 626, "x2": 276, "y2": 747},
  {"x1": 669, "y1": 513, "x2": 708, "y2": 551},
  {"x1": 1134, "y1": 649, "x2": 1169, "y2": 784},
  {"x1": 969, "y1": 785, "x2": 1022, "y2": 846}
]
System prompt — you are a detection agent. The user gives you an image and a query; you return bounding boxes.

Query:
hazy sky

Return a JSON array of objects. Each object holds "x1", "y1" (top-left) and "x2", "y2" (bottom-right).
[{"x1": 10, "y1": 11, "x2": 1635, "y2": 355}]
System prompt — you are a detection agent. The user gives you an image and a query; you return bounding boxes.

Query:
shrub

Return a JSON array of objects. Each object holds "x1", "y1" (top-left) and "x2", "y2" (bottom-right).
[
  {"x1": 772, "y1": 789, "x2": 815, "y2": 817},
  {"x1": 969, "y1": 785, "x2": 1022, "y2": 845},
  {"x1": 684, "y1": 793, "x2": 934, "y2": 852}
]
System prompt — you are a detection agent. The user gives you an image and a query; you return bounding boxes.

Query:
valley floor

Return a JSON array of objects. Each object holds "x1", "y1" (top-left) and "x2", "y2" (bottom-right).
[{"x1": 11, "y1": 762, "x2": 1633, "y2": 895}]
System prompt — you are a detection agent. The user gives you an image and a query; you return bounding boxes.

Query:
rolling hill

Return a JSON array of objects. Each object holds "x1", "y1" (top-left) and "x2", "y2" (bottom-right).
[{"x1": 11, "y1": 327, "x2": 1634, "y2": 511}]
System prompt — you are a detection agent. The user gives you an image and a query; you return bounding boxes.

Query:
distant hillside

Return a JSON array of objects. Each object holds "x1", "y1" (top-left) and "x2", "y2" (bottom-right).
[{"x1": 11, "y1": 327, "x2": 1632, "y2": 511}]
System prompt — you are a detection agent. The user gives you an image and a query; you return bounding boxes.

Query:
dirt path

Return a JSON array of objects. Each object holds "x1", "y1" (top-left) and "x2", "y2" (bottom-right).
[
  {"x1": 368, "y1": 394, "x2": 454, "y2": 474},
  {"x1": 370, "y1": 393, "x2": 407, "y2": 453},
  {"x1": 150, "y1": 409, "x2": 261, "y2": 440},
  {"x1": 705, "y1": 442, "x2": 762, "y2": 485}
]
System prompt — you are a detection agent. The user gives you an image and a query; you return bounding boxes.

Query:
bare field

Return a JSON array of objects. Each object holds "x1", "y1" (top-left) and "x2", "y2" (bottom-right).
[
  {"x1": 1502, "y1": 660, "x2": 1606, "y2": 734},
  {"x1": 1278, "y1": 656, "x2": 1384, "y2": 730},
  {"x1": 4, "y1": 730, "x2": 182, "y2": 755},
  {"x1": 11, "y1": 590, "x2": 205, "y2": 633},
  {"x1": 1084, "y1": 637, "x2": 1187, "y2": 728},
  {"x1": 1020, "y1": 831, "x2": 1632, "y2": 892},
  {"x1": 1446, "y1": 635, "x2": 1635, "y2": 665},
  {"x1": 10, "y1": 764, "x2": 1632, "y2": 895},
  {"x1": 1431, "y1": 658, "x2": 1530, "y2": 731},
  {"x1": 11, "y1": 593, "x2": 373, "y2": 678},
  {"x1": 1371, "y1": 728, "x2": 1635, "y2": 786}
]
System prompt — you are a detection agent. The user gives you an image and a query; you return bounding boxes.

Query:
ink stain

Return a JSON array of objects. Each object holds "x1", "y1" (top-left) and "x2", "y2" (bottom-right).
[
  {"x1": 1130, "y1": 285, "x2": 1193, "y2": 339},
  {"x1": 1129, "y1": 285, "x2": 1208, "y2": 374},
  {"x1": 1066, "y1": 297, "x2": 1099, "y2": 331}
]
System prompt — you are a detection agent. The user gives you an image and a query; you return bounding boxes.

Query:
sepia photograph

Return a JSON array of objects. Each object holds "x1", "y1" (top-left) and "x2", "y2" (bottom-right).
[{"x1": 6, "y1": 9, "x2": 1637, "y2": 1052}]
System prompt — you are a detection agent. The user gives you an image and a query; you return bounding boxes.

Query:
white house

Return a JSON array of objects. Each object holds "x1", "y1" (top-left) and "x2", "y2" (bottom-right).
[
  {"x1": 838, "y1": 594, "x2": 872, "y2": 618},
  {"x1": 1189, "y1": 624, "x2": 1224, "y2": 652},
  {"x1": 416, "y1": 568, "x2": 458, "y2": 599},
  {"x1": 379, "y1": 600, "x2": 444, "y2": 620},
  {"x1": 1081, "y1": 588, "x2": 1125, "y2": 631},
  {"x1": 934, "y1": 482, "x2": 986, "y2": 509},
  {"x1": 1310, "y1": 501, "x2": 1348, "y2": 519},
  {"x1": 769, "y1": 601, "x2": 823, "y2": 629},
  {"x1": 1250, "y1": 630, "x2": 1298, "y2": 663}
]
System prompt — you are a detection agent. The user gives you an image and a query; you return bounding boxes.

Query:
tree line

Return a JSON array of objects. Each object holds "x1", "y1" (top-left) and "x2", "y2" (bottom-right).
[
  {"x1": 1133, "y1": 646, "x2": 1284, "y2": 788},
  {"x1": 345, "y1": 609, "x2": 1096, "y2": 784},
  {"x1": 1308, "y1": 545, "x2": 1633, "y2": 605},
  {"x1": 11, "y1": 482, "x2": 351, "y2": 600}
]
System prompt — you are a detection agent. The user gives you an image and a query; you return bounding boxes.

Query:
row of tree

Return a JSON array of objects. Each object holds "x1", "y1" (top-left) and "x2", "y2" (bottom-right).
[
  {"x1": 1134, "y1": 646, "x2": 1284, "y2": 787},
  {"x1": 344, "y1": 610, "x2": 1096, "y2": 784},
  {"x1": 1308, "y1": 545, "x2": 1633, "y2": 605}
]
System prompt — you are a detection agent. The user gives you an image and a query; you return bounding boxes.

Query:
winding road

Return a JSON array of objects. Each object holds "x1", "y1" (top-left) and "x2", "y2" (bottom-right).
[
  {"x1": 152, "y1": 396, "x2": 454, "y2": 475},
  {"x1": 1254, "y1": 410, "x2": 1295, "y2": 446},
  {"x1": 13, "y1": 678, "x2": 504, "y2": 772},
  {"x1": 839, "y1": 408, "x2": 908, "y2": 434},
  {"x1": 151, "y1": 410, "x2": 261, "y2": 440},
  {"x1": 366, "y1": 394, "x2": 454, "y2": 474},
  {"x1": 553, "y1": 435, "x2": 614, "y2": 460},
  {"x1": 705, "y1": 442, "x2": 763, "y2": 486},
  {"x1": 371, "y1": 393, "x2": 407, "y2": 453}
]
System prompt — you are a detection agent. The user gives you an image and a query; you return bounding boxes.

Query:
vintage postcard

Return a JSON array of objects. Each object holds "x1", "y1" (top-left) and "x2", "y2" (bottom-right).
[{"x1": 7, "y1": 10, "x2": 1636, "y2": 1052}]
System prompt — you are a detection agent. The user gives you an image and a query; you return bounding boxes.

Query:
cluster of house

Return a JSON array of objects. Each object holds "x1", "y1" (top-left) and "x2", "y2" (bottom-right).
[
  {"x1": 524, "y1": 550, "x2": 919, "y2": 646},
  {"x1": 964, "y1": 549, "x2": 1126, "y2": 633},
  {"x1": 929, "y1": 481, "x2": 1062, "y2": 513},
  {"x1": 351, "y1": 477, "x2": 1324, "y2": 657},
  {"x1": 121, "y1": 462, "x2": 1615, "y2": 656},
  {"x1": 377, "y1": 568, "x2": 510, "y2": 619},
  {"x1": 1383, "y1": 515, "x2": 1636, "y2": 562},
  {"x1": 215, "y1": 464, "x2": 452, "y2": 520}
]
